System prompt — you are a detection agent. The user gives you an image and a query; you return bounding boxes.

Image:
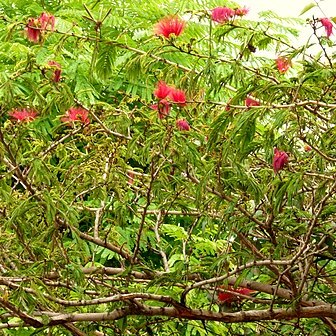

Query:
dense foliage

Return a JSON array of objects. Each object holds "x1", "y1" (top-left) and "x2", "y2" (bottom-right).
[{"x1": 0, "y1": 0, "x2": 336, "y2": 335}]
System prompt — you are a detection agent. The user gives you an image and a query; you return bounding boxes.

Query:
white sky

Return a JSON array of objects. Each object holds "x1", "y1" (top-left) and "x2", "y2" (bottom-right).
[{"x1": 244, "y1": 0, "x2": 335, "y2": 18}]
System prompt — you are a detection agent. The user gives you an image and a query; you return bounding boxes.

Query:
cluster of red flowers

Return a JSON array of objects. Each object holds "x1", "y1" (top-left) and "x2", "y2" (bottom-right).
[
  {"x1": 151, "y1": 81, "x2": 190, "y2": 131},
  {"x1": 154, "y1": 16, "x2": 185, "y2": 38},
  {"x1": 9, "y1": 106, "x2": 90, "y2": 126},
  {"x1": 26, "y1": 12, "x2": 55, "y2": 43},
  {"x1": 154, "y1": 81, "x2": 186, "y2": 106},
  {"x1": 154, "y1": 7, "x2": 248, "y2": 38},
  {"x1": 217, "y1": 286, "x2": 254, "y2": 304},
  {"x1": 211, "y1": 6, "x2": 249, "y2": 24},
  {"x1": 320, "y1": 18, "x2": 333, "y2": 38}
]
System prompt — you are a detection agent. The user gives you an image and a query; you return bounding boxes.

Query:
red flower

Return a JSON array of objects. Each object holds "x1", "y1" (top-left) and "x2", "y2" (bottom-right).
[
  {"x1": 211, "y1": 7, "x2": 235, "y2": 24},
  {"x1": 218, "y1": 286, "x2": 254, "y2": 303},
  {"x1": 25, "y1": 12, "x2": 55, "y2": 43},
  {"x1": 39, "y1": 12, "x2": 55, "y2": 31},
  {"x1": 320, "y1": 18, "x2": 333, "y2": 38},
  {"x1": 61, "y1": 107, "x2": 90, "y2": 125},
  {"x1": 154, "y1": 81, "x2": 172, "y2": 100},
  {"x1": 276, "y1": 57, "x2": 291, "y2": 73},
  {"x1": 9, "y1": 108, "x2": 37, "y2": 122},
  {"x1": 26, "y1": 18, "x2": 41, "y2": 43},
  {"x1": 176, "y1": 119, "x2": 190, "y2": 131},
  {"x1": 150, "y1": 99, "x2": 171, "y2": 119},
  {"x1": 152, "y1": 81, "x2": 187, "y2": 110},
  {"x1": 273, "y1": 148, "x2": 289, "y2": 173},
  {"x1": 235, "y1": 7, "x2": 249, "y2": 16},
  {"x1": 245, "y1": 97, "x2": 260, "y2": 107},
  {"x1": 48, "y1": 61, "x2": 62, "y2": 82},
  {"x1": 154, "y1": 16, "x2": 185, "y2": 38},
  {"x1": 169, "y1": 88, "x2": 186, "y2": 106}
]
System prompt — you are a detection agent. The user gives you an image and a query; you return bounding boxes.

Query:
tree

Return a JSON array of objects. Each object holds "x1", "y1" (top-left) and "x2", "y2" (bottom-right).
[{"x1": 0, "y1": 0, "x2": 335, "y2": 335}]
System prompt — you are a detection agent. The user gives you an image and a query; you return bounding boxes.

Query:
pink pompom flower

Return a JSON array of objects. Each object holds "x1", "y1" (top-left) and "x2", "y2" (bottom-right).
[
  {"x1": 154, "y1": 16, "x2": 185, "y2": 38},
  {"x1": 211, "y1": 7, "x2": 235, "y2": 24},
  {"x1": 154, "y1": 81, "x2": 172, "y2": 100},
  {"x1": 61, "y1": 107, "x2": 90, "y2": 125},
  {"x1": 39, "y1": 12, "x2": 55, "y2": 31},
  {"x1": 169, "y1": 88, "x2": 186, "y2": 106},
  {"x1": 25, "y1": 12, "x2": 55, "y2": 43},
  {"x1": 26, "y1": 18, "x2": 41, "y2": 43},
  {"x1": 9, "y1": 108, "x2": 37, "y2": 122}
]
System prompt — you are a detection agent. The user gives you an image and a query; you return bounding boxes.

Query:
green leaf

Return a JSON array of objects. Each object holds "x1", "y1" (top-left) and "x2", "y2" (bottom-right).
[
  {"x1": 299, "y1": 3, "x2": 316, "y2": 16},
  {"x1": 95, "y1": 45, "x2": 117, "y2": 81},
  {"x1": 162, "y1": 224, "x2": 188, "y2": 240}
]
